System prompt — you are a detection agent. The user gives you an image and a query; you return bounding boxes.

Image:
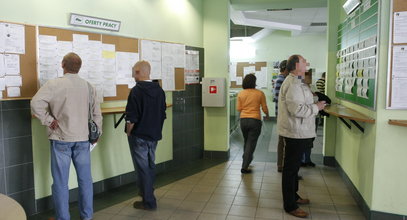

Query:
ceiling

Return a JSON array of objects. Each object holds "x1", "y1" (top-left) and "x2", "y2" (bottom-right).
[{"x1": 230, "y1": 0, "x2": 328, "y2": 40}]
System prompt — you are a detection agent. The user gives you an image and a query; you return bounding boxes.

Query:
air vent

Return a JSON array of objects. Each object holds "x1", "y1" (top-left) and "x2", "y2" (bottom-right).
[
  {"x1": 266, "y1": 8, "x2": 292, "y2": 11},
  {"x1": 310, "y1": 22, "x2": 327, "y2": 26}
]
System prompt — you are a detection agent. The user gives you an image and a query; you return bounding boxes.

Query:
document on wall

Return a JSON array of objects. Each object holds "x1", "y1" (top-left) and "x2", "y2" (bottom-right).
[
  {"x1": 103, "y1": 81, "x2": 117, "y2": 97},
  {"x1": 0, "y1": 54, "x2": 5, "y2": 77},
  {"x1": 4, "y1": 23, "x2": 25, "y2": 54},
  {"x1": 57, "y1": 41, "x2": 73, "y2": 76},
  {"x1": 392, "y1": 45, "x2": 407, "y2": 78},
  {"x1": 391, "y1": 78, "x2": 407, "y2": 107},
  {"x1": 5, "y1": 75, "x2": 22, "y2": 87},
  {"x1": 140, "y1": 40, "x2": 162, "y2": 79},
  {"x1": 243, "y1": 66, "x2": 255, "y2": 76},
  {"x1": 4, "y1": 54, "x2": 20, "y2": 75},
  {"x1": 116, "y1": 52, "x2": 139, "y2": 86},
  {"x1": 393, "y1": 11, "x2": 407, "y2": 44},
  {"x1": 7, "y1": 86, "x2": 21, "y2": 97},
  {"x1": 236, "y1": 76, "x2": 243, "y2": 85},
  {"x1": 0, "y1": 78, "x2": 5, "y2": 91},
  {"x1": 0, "y1": 23, "x2": 5, "y2": 53},
  {"x1": 229, "y1": 63, "x2": 237, "y2": 81}
]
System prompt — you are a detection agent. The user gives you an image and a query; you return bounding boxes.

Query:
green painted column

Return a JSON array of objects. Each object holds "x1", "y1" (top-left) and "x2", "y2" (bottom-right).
[
  {"x1": 203, "y1": 0, "x2": 230, "y2": 152},
  {"x1": 324, "y1": 0, "x2": 342, "y2": 160}
]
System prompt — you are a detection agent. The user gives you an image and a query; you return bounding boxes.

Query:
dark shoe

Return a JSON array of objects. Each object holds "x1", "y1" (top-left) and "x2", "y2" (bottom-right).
[
  {"x1": 307, "y1": 162, "x2": 316, "y2": 167},
  {"x1": 133, "y1": 201, "x2": 156, "y2": 211},
  {"x1": 277, "y1": 167, "x2": 283, "y2": 173},
  {"x1": 241, "y1": 168, "x2": 252, "y2": 174},
  {"x1": 298, "y1": 175, "x2": 303, "y2": 180},
  {"x1": 288, "y1": 208, "x2": 309, "y2": 218},
  {"x1": 300, "y1": 162, "x2": 308, "y2": 167},
  {"x1": 296, "y1": 198, "x2": 310, "y2": 205}
]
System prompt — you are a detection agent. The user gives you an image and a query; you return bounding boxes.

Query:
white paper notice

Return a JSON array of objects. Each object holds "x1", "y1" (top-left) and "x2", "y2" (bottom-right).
[
  {"x1": 141, "y1": 40, "x2": 162, "y2": 79},
  {"x1": 4, "y1": 23, "x2": 25, "y2": 54},
  {"x1": 0, "y1": 78, "x2": 5, "y2": 90},
  {"x1": 229, "y1": 63, "x2": 237, "y2": 81},
  {"x1": 243, "y1": 66, "x2": 255, "y2": 76},
  {"x1": 7, "y1": 86, "x2": 20, "y2": 97},
  {"x1": 116, "y1": 52, "x2": 139, "y2": 85},
  {"x1": 236, "y1": 76, "x2": 243, "y2": 85},
  {"x1": 391, "y1": 78, "x2": 407, "y2": 107},
  {"x1": 0, "y1": 23, "x2": 5, "y2": 53},
  {"x1": 5, "y1": 75, "x2": 22, "y2": 87},
  {"x1": 4, "y1": 54, "x2": 20, "y2": 75},
  {"x1": 0, "y1": 54, "x2": 5, "y2": 77},
  {"x1": 392, "y1": 45, "x2": 407, "y2": 78},
  {"x1": 393, "y1": 11, "x2": 407, "y2": 44}
]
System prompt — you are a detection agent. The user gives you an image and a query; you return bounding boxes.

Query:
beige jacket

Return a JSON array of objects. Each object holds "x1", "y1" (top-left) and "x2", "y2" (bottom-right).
[
  {"x1": 277, "y1": 74, "x2": 319, "y2": 139},
  {"x1": 31, "y1": 73, "x2": 102, "y2": 142}
]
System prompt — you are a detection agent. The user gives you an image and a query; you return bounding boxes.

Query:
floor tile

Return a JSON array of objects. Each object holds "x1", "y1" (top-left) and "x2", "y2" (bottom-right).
[
  {"x1": 177, "y1": 200, "x2": 207, "y2": 212},
  {"x1": 198, "y1": 213, "x2": 227, "y2": 220},
  {"x1": 255, "y1": 207, "x2": 283, "y2": 219},
  {"x1": 169, "y1": 210, "x2": 200, "y2": 220},
  {"x1": 228, "y1": 205, "x2": 257, "y2": 218},
  {"x1": 203, "y1": 203, "x2": 232, "y2": 215}
]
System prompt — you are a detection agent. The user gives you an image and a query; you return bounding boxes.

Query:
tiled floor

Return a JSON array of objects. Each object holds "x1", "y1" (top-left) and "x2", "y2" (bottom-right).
[
  {"x1": 31, "y1": 121, "x2": 366, "y2": 220},
  {"x1": 93, "y1": 161, "x2": 365, "y2": 220}
]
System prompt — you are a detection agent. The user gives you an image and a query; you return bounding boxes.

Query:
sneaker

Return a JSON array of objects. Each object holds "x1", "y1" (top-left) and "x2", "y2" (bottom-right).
[
  {"x1": 133, "y1": 201, "x2": 156, "y2": 211},
  {"x1": 288, "y1": 208, "x2": 309, "y2": 218},
  {"x1": 241, "y1": 168, "x2": 252, "y2": 174}
]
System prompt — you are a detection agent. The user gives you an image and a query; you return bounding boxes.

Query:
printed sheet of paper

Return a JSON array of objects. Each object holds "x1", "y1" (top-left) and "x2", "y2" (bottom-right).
[
  {"x1": 140, "y1": 40, "x2": 162, "y2": 79},
  {"x1": 161, "y1": 43, "x2": 185, "y2": 91},
  {"x1": 393, "y1": 11, "x2": 407, "y2": 44},
  {"x1": 0, "y1": 78, "x2": 5, "y2": 91},
  {"x1": 243, "y1": 66, "x2": 255, "y2": 76},
  {"x1": 5, "y1": 75, "x2": 22, "y2": 87},
  {"x1": 0, "y1": 23, "x2": 5, "y2": 53},
  {"x1": 4, "y1": 23, "x2": 25, "y2": 54},
  {"x1": 7, "y1": 86, "x2": 20, "y2": 97},
  {"x1": 4, "y1": 54, "x2": 20, "y2": 75},
  {"x1": 116, "y1": 52, "x2": 139, "y2": 87},
  {"x1": 256, "y1": 67, "x2": 268, "y2": 88},
  {"x1": 392, "y1": 45, "x2": 407, "y2": 78},
  {"x1": 391, "y1": 78, "x2": 407, "y2": 107},
  {"x1": 236, "y1": 76, "x2": 243, "y2": 85},
  {"x1": 229, "y1": 63, "x2": 237, "y2": 81},
  {"x1": 185, "y1": 50, "x2": 200, "y2": 84},
  {"x1": 0, "y1": 54, "x2": 5, "y2": 77}
]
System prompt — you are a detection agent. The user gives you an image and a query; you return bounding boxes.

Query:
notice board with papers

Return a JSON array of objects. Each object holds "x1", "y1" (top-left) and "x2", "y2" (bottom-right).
[
  {"x1": 0, "y1": 21, "x2": 37, "y2": 99},
  {"x1": 335, "y1": 0, "x2": 379, "y2": 109},
  {"x1": 387, "y1": 0, "x2": 407, "y2": 109},
  {"x1": 230, "y1": 62, "x2": 268, "y2": 89}
]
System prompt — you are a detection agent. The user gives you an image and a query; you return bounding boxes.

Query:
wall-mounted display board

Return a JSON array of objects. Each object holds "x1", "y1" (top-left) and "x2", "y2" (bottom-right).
[
  {"x1": 38, "y1": 27, "x2": 186, "y2": 102},
  {"x1": 0, "y1": 21, "x2": 37, "y2": 99},
  {"x1": 386, "y1": 0, "x2": 407, "y2": 109},
  {"x1": 230, "y1": 62, "x2": 267, "y2": 89},
  {"x1": 38, "y1": 26, "x2": 138, "y2": 102},
  {"x1": 0, "y1": 20, "x2": 190, "y2": 101},
  {"x1": 335, "y1": 0, "x2": 379, "y2": 109}
]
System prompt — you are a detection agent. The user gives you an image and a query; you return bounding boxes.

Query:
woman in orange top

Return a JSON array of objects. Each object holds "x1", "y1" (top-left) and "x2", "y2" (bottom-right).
[{"x1": 237, "y1": 74, "x2": 269, "y2": 173}]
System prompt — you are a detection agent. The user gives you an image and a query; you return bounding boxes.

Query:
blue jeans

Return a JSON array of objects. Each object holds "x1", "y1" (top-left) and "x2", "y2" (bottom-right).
[
  {"x1": 50, "y1": 140, "x2": 93, "y2": 220},
  {"x1": 128, "y1": 136, "x2": 157, "y2": 209}
]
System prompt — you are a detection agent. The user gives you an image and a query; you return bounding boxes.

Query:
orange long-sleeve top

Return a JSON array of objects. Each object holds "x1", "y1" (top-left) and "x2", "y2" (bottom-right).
[{"x1": 237, "y1": 89, "x2": 269, "y2": 120}]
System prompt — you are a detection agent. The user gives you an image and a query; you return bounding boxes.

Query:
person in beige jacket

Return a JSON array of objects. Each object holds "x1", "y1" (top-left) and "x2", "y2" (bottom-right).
[
  {"x1": 31, "y1": 52, "x2": 102, "y2": 220},
  {"x1": 277, "y1": 55, "x2": 326, "y2": 218}
]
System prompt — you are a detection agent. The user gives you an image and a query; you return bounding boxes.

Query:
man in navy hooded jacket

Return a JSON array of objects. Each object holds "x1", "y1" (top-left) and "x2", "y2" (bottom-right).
[{"x1": 125, "y1": 60, "x2": 166, "y2": 210}]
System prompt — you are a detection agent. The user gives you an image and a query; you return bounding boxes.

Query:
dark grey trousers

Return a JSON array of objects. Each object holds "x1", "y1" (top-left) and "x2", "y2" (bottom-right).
[{"x1": 240, "y1": 118, "x2": 262, "y2": 169}]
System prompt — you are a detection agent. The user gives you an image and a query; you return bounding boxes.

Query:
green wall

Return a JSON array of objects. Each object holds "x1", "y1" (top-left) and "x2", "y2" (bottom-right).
[
  {"x1": 230, "y1": 31, "x2": 327, "y2": 116},
  {"x1": 0, "y1": 0, "x2": 204, "y2": 199},
  {"x1": 326, "y1": 0, "x2": 407, "y2": 216},
  {"x1": 203, "y1": 0, "x2": 230, "y2": 152},
  {"x1": 371, "y1": 0, "x2": 407, "y2": 215}
]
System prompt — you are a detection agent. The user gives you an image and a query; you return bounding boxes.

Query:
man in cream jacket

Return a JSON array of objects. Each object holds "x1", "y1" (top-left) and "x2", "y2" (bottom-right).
[
  {"x1": 31, "y1": 52, "x2": 102, "y2": 220},
  {"x1": 277, "y1": 54, "x2": 326, "y2": 218}
]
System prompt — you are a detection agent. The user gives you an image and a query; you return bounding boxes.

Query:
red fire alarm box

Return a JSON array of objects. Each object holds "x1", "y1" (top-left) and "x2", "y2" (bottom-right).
[{"x1": 209, "y1": 86, "x2": 217, "y2": 94}]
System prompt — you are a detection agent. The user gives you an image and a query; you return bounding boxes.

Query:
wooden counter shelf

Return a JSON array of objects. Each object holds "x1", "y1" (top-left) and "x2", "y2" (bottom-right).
[
  {"x1": 388, "y1": 120, "x2": 407, "y2": 127},
  {"x1": 324, "y1": 104, "x2": 375, "y2": 133}
]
